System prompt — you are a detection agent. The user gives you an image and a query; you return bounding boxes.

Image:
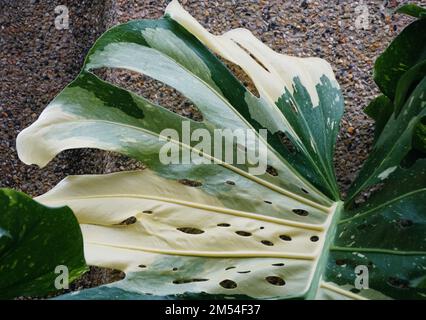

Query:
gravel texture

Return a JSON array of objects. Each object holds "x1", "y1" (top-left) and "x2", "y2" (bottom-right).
[
  {"x1": 0, "y1": 0, "x2": 122, "y2": 291},
  {"x1": 1, "y1": 0, "x2": 424, "y2": 292}
]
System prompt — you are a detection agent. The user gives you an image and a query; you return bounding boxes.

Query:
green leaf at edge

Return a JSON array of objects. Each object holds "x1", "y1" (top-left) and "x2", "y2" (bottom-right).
[
  {"x1": 396, "y1": 3, "x2": 426, "y2": 19},
  {"x1": 0, "y1": 189, "x2": 87, "y2": 299},
  {"x1": 373, "y1": 18, "x2": 426, "y2": 101},
  {"x1": 364, "y1": 95, "x2": 394, "y2": 141}
]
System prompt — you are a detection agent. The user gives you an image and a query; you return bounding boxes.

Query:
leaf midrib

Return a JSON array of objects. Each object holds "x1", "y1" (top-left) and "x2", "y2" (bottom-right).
[
  {"x1": 330, "y1": 246, "x2": 426, "y2": 256},
  {"x1": 84, "y1": 240, "x2": 318, "y2": 260},
  {"x1": 339, "y1": 188, "x2": 425, "y2": 224},
  {"x1": 47, "y1": 117, "x2": 332, "y2": 213}
]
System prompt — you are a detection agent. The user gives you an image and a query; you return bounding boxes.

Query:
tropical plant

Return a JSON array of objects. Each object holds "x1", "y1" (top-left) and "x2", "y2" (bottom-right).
[
  {"x1": 0, "y1": 189, "x2": 86, "y2": 299},
  {"x1": 2, "y1": 1, "x2": 425, "y2": 299}
]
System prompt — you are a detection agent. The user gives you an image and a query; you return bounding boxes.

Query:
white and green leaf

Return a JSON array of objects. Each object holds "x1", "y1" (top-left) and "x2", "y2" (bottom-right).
[
  {"x1": 38, "y1": 169, "x2": 341, "y2": 299},
  {"x1": 14, "y1": 0, "x2": 426, "y2": 300}
]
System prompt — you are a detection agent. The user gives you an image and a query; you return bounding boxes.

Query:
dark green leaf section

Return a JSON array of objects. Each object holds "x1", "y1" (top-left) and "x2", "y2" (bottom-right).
[
  {"x1": 0, "y1": 189, "x2": 87, "y2": 299},
  {"x1": 357, "y1": 8, "x2": 426, "y2": 201},
  {"x1": 347, "y1": 77, "x2": 426, "y2": 203},
  {"x1": 396, "y1": 4, "x2": 426, "y2": 19},
  {"x1": 364, "y1": 95, "x2": 394, "y2": 140},
  {"x1": 326, "y1": 251, "x2": 425, "y2": 300},
  {"x1": 326, "y1": 160, "x2": 426, "y2": 299},
  {"x1": 373, "y1": 18, "x2": 426, "y2": 100},
  {"x1": 270, "y1": 76, "x2": 343, "y2": 200},
  {"x1": 367, "y1": 5, "x2": 426, "y2": 150},
  {"x1": 413, "y1": 119, "x2": 426, "y2": 151},
  {"x1": 394, "y1": 60, "x2": 426, "y2": 116}
]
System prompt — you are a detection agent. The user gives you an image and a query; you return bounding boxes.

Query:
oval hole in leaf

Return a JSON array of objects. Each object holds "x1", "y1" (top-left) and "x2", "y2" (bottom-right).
[
  {"x1": 279, "y1": 235, "x2": 292, "y2": 241},
  {"x1": 265, "y1": 276, "x2": 286, "y2": 286},
  {"x1": 266, "y1": 165, "x2": 278, "y2": 176},
  {"x1": 173, "y1": 278, "x2": 209, "y2": 284},
  {"x1": 396, "y1": 219, "x2": 413, "y2": 228},
  {"x1": 292, "y1": 209, "x2": 309, "y2": 216},
  {"x1": 335, "y1": 259, "x2": 347, "y2": 266},
  {"x1": 177, "y1": 227, "x2": 205, "y2": 235},
  {"x1": 310, "y1": 236, "x2": 319, "y2": 242},
  {"x1": 235, "y1": 231, "x2": 252, "y2": 237},
  {"x1": 219, "y1": 279, "x2": 238, "y2": 289},
  {"x1": 277, "y1": 131, "x2": 297, "y2": 155},
  {"x1": 272, "y1": 263, "x2": 285, "y2": 267},
  {"x1": 261, "y1": 240, "x2": 274, "y2": 246},
  {"x1": 178, "y1": 179, "x2": 203, "y2": 187},
  {"x1": 217, "y1": 223, "x2": 231, "y2": 227},
  {"x1": 118, "y1": 216, "x2": 137, "y2": 225}
]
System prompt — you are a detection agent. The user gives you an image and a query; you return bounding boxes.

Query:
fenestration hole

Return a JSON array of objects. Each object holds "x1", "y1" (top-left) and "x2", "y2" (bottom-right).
[
  {"x1": 177, "y1": 227, "x2": 205, "y2": 235},
  {"x1": 301, "y1": 188, "x2": 309, "y2": 194},
  {"x1": 261, "y1": 240, "x2": 274, "y2": 246},
  {"x1": 118, "y1": 216, "x2": 137, "y2": 225},
  {"x1": 173, "y1": 278, "x2": 208, "y2": 284},
  {"x1": 217, "y1": 223, "x2": 231, "y2": 227},
  {"x1": 219, "y1": 279, "x2": 238, "y2": 289},
  {"x1": 264, "y1": 200, "x2": 272, "y2": 204},
  {"x1": 265, "y1": 276, "x2": 285, "y2": 286},
  {"x1": 277, "y1": 131, "x2": 297, "y2": 155},
  {"x1": 387, "y1": 277, "x2": 410, "y2": 289},
  {"x1": 226, "y1": 180, "x2": 236, "y2": 185},
  {"x1": 310, "y1": 236, "x2": 319, "y2": 242},
  {"x1": 142, "y1": 210, "x2": 153, "y2": 214},
  {"x1": 335, "y1": 259, "x2": 347, "y2": 266},
  {"x1": 266, "y1": 165, "x2": 278, "y2": 176},
  {"x1": 279, "y1": 235, "x2": 292, "y2": 241},
  {"x1": 292, "y1": 209, "x2": 309, "y2": 216},
  {"x1": 233, "y1": 41, "x2": 270, "y2": 73},
  {"x1": 272, "y1": 263, "x2": 285, "y2": 267},
  {"x1": 235, "y1": 231, "x2": 252, "y2": 237},
  {"x1": 178, "y1": 179, "x2": 203, "y2": 187},
  {"x1": 288, "y1": 99, "x2": 299, "y2": 114},
  {"x1": 396, "y1": 219, "x2": 413, "y2": 228}
]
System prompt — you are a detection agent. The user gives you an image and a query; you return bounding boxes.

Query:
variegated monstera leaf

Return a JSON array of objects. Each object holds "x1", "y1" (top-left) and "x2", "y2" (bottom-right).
[{"x1": 16, "y1": 1, "x2": 425, "y2": 299}]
